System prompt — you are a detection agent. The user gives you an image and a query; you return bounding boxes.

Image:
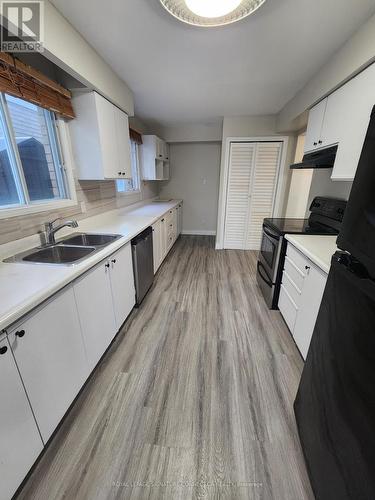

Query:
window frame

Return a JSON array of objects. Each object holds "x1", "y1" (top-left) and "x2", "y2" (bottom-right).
[
  {"x1": 116, "y1": 139, "x2": 142, "y2": 196},
  {"x1": 0, "y1": 96, "x2": 77, "y2": 220}
]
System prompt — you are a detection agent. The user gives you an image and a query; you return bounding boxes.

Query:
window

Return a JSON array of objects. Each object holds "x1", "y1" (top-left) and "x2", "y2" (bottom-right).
[
  {"x1": 0, "y1": 93, "x2": 69, "y2": 211},
  {"x1": 117, "y1": 139, "x2": 140, "y2": 194}
]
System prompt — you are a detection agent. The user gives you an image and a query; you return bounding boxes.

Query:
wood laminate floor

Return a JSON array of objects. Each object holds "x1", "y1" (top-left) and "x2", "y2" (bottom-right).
[{"x1": 17, "y1": 236, "x2": 314, "y2": 500}]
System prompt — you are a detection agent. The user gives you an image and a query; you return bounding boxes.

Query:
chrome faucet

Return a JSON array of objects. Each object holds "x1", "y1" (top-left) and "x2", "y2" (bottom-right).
[{"x1": 44, "y1": 218, "x2": 79, "y2": 245}]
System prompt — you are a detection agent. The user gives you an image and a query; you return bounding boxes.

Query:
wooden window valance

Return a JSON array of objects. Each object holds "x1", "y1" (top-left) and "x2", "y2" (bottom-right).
[
  {"x1": 129, "y1": 127, "x2": 143, "y2": 144},
  {"x1": 0, "y1": 52, "x2": 75, "y2": 119}
]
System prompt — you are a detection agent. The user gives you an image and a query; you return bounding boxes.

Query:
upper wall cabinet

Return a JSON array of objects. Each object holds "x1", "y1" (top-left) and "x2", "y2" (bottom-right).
[
  {"x1": 141, "y1": 135, "x2": 170, "y2": 181},
  {"x1": 304, "y1": 98, "x2": 327, "y2": 152},
  {"x1": 70, "y1": 92, "x2": 132, "y2": 180},
  {"x1": 304, "y1": 63, "x2": 375, "y2": 180}
]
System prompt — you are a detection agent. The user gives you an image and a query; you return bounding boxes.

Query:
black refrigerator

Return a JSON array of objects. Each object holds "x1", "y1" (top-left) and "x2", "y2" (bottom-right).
[{"x1": 294, "y1": 105, "x2": 375, "y2": 500}]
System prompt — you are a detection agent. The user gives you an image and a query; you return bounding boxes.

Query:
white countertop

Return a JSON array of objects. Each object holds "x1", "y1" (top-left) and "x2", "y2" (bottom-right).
[
  {"x1": 0, "y1": 199, "x2": 182, "y2": 332},
  {"x1": 285, "y1": 234, "x2": 338, "y2": 274}
]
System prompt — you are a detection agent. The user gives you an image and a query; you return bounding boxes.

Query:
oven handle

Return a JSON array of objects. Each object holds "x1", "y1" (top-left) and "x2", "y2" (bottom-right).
[
  {"x1": 257, "y1": 261, "x2": 274, "y2": 287},
  {"x1": 263, "y1": 226, "x2": 280, "y2": 241}
]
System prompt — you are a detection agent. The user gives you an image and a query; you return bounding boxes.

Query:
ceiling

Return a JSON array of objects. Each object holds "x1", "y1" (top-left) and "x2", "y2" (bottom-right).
[{"x1": 51, "y1": 0, "x2": 375, "y2": 128}]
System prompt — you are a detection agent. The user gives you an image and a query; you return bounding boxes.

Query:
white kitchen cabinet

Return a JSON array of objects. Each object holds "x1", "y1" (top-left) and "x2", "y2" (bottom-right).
[
  {"x1": 279, "y1": 243, "x2": 327, "y2": 360},
  {"x1": 8, "y1": 287, "x2": 89, "y2": 443},
  {"x1": 114, "y1": 105, "x2": 132, "y2": 176},
  {"x1": 177, "y1": 203, "x2": 183, "y2": 235},
  {"x1": 330, "y1": 63, "x2": 375, "y2": 180},
  {"x1": 304, "y1": 98, "x2": 327, "y2": 153},
  {"x1": 0, "y1": 335, "x2": 44, "y2": 500},
  {"x1": 293, "y1": 262, "x2": 327, "y2": 359},
  {"x1": 109, "y1": 243, "x2": 135, "y2": 329},
  {"x1": 70, "y1": 91, "x2": 131, "y2": 180},
  {"x1": 141, "y1": 135, "x2": 170, "y2": 180},
  {"x1": 303, "y1": 63, "x2": 375, "y2": 180},
  {"x1": 160, "y1": 215, "x2": 168, "y2": 260},
  {"x1": 74, "y1": 261, "x2": 116, "y2": 370},
  {"x1": 152, "y1": 219, "x2": 162, "y2": 273}
]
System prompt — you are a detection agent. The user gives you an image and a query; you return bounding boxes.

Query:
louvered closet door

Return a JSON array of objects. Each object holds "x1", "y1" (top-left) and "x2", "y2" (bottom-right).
[
  {"x1": 224, "y1": 143, "x2": 255, "y2": 249},
  {"x1": 246, "y1": 142, "x2": 282, "y2": 250}
]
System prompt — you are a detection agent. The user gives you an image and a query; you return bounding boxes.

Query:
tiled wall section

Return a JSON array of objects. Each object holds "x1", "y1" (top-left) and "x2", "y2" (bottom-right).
[{"x1": 0, "y1": 179, "x2": 159, "y2": 245}]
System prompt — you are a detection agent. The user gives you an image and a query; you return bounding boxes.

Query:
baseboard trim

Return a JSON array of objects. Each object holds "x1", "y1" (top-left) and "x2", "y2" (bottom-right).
[{"x1": 182, "y1": 230, "x2": 217, "y2": 236}]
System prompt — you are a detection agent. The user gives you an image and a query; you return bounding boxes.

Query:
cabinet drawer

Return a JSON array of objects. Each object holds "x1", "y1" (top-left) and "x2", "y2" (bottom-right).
[
  {"x1": 286, "y1": 243, "x2": 309, "y2": 275},
  {"x1": 281, "y1": 270, "x2": 302, "y2": 307},
  {"x1": 284, "y1": 256, "x2": 305, "y2": 292},
  {"x1": 279, "y1": 285, "x2": 298, "y2": 333}
]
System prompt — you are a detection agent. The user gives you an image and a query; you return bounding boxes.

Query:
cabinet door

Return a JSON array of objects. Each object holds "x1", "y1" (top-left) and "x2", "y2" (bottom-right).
[
  {"x1": 178, "y1": 204, "x2": 183, "y2": 235},
  {"x1": 9, "y1": 287, "x2": 89, "y2": 443},
  {"x1": 164, "y1": 142, "x2": 170, "y2": 161},
  {"x1": 0, "y1": 336, "x2": 44, "y2": 500},
  {"x1": 304, "y1": 98, "x2": 327, "y2": 153},
  {"x1": 95, "y1": 93, "x2": 119, "y2": 179},
  {"x1": 152, "y1": 219, "x2": 162, "y2": 273},
  {"x1": 293, "y1": 263, "x2": 327, "y2": 359},
  {"x1": 115, "y1": 106, "x2": 132, "y2": 178},
  {"x1": 74, "y1": 261, "x2": 116, "y2": 370},
  {"x1": 331, "y1": 63, "x2": 375, "y2": 180},
  {"x1": 173, "y1": 207, "x2": 178, "y2": 241},
  {"x1": 109, "y1": 243, "x2": 135, "y2": 330},
  {"x1": 156, "y1": 138, "x2": 164, "y2": 160},
  {"x1": 160, "y1": 217, "x2": 167, "y2": 260}
]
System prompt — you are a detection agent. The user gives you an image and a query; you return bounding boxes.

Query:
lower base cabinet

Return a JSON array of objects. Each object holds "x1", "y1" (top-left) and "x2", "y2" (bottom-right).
[
  {"x1": 8, "y1": 287, "x2": 89, "y2": 443},
  {"x1": 0, "y1": 335, "x2": 44, "y2": 500},
  {"x1": 74, "y1": 260, "x2": 117, "y2": 370},
  {"x1": 279, "y1": 243, "x2": 328, "y2": 359},
  {"x1": 152, "y1": 203, "x2": 183, "y2": 274},
  {"x1": 1, "y1": 213, "x2": 180, "y2": 497},
  {"x1": 109, "y1": 243, "x2": 135, "y2": 329}
]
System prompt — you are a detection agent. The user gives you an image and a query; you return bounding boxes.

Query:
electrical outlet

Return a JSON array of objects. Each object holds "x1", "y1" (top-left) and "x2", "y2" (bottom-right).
[{"x1": 80, "y1": 201, "x2": 87, "y2": 213}]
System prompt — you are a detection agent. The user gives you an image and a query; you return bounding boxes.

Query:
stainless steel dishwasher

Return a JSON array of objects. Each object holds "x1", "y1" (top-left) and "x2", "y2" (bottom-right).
[{"x1": 131, "y1": 227, "x2": 154, "y2": 306}]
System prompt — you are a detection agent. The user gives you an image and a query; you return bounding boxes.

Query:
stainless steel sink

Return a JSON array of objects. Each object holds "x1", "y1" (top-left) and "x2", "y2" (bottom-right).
[
  {"x1": 16, "y1": 245, "x2": 96, "y2": 265},
  {"x1": 60, "y1": 233, "x2": 121, "y2": 247},
  {"x1": 4, "y1": 232, "x2": 123, "y2": 266}
]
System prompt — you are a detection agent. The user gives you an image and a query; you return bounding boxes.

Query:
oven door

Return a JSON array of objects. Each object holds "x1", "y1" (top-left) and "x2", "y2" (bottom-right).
[
  {"x1": 257, "y1": 224, "x2": 283, "y2": 308},
  {"x1": 259, "y1": 224, "x2": 282, "y2": 281}
]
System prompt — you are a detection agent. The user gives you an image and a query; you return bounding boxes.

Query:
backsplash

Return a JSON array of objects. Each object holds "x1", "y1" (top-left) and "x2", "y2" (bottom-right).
[{"x1": 0, "y1": 178, "x2": 158, "y2": 245}]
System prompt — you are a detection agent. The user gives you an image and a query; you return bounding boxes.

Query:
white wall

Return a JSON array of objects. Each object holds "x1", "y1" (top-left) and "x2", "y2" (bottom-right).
[
  {"x1": 285, "y1": 134, "x2": 314, "y2": 217},
  {"x1": 159, "y1": 142, "x2": 221, "y2": 235},
  {"x1": 40, "y1": 1, "x2": 134, "y2": 115},
  {"x1": 277, "y1": 13, "x2": 375, "y2": 132},
  {"x1": 306, "y1": 170, "x2": 352, "y2": 216},
  {"x1": 158, "y1": 121, "x2": 223, "y2": 143}
]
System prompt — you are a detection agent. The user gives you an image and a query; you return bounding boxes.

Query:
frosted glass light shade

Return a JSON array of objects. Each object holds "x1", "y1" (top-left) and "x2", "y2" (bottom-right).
[
  {"x1": 159, "y1": 0, "x2": 267, "y2": 27},
  {"x1": 185, "y1": 0, "x2": 242, "y2": 18}
]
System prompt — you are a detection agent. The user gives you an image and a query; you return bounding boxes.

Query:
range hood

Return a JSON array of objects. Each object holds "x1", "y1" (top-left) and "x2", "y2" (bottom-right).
[{"x1": 290, "y1": 145, "x2": 338, "y2": 169}]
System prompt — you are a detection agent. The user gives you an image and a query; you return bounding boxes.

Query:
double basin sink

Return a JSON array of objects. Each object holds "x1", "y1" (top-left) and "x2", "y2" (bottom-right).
[{"x1": 4, "y1": 233, "x2": 122, "y2": 265}]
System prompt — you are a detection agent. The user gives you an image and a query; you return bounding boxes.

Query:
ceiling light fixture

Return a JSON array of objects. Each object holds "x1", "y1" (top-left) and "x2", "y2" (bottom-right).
[
  {"x1": 159, "y1": 0, "x2": 267, "y2": 27},
  {"x1": 185, "y1": 0, "x2": 242, "y2": 18}
]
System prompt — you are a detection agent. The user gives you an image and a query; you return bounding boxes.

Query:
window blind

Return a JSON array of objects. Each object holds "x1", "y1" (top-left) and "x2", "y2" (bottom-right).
[{"x1": 0, "y1": 52, "x2": 75, "y2": 119}]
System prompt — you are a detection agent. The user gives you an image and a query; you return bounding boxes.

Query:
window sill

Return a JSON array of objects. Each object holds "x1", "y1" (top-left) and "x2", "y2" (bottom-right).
[{"x1": 0, "y1": 198, "x2": 78, "y2": 220}]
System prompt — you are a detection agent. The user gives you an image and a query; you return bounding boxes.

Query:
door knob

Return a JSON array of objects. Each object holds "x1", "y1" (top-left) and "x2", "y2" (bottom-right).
[
  {"x1": 0, "y1": 346, "x2": 7, "y2": 355},
  {"x1": 15, "y1": 330, "x2": 25, "y2": 338}
]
